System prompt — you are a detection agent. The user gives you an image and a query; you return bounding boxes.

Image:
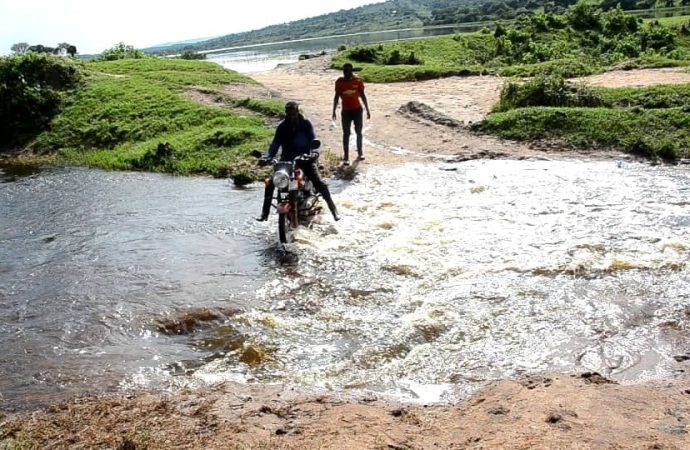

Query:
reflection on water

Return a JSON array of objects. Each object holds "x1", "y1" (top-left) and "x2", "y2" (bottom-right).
[
  {"x1": 0, "y1": 162, "x2": 44, "y2": 183},
  {"x1": 1, "y1": 160, "x2": 689, "y2": 411}
]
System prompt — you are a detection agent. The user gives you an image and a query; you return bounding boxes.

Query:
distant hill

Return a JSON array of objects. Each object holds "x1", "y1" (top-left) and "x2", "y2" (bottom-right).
[
  {"x1": 150, "y1": 35, "x2": 223, "y2": 49},
  {"x1": 143, "y1": 0, "x2": 663, "y2": 55}
]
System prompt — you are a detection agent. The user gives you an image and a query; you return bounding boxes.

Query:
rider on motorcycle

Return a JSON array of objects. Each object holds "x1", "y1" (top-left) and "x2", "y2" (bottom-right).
[{"x1": 256, "y1": 101, "x2": 340, "y2": 222}]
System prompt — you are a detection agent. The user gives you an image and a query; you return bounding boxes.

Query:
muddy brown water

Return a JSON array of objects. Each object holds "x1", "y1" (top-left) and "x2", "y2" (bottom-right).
[{"x1": 1, "y1": 160, "x2": 689, "y2": 411}]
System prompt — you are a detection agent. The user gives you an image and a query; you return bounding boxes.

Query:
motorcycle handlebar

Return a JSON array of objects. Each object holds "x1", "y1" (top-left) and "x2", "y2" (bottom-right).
[
  {"x1": 257, "y1": 153, "x2": 319, "y2": 166},
  {"x1": 257, "y1": 157, "x2": 275, "y2": 167},
  {"x1": 296, "y1": 152, "x2": 319, "y2": 162}
]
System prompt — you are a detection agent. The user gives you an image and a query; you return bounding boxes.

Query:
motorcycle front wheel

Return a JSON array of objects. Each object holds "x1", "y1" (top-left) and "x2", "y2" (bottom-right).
[{"x1": 278, "y1": 212, "x2": 291, "y2": 243}]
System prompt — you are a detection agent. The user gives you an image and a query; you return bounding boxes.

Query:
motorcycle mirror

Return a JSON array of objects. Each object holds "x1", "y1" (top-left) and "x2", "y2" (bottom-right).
[
  {"x1": 310, "y1": 139, "x2": 321, "y2": 150},
  {"x1": 250, "y1": 150, "x2": 263, "y2": 159}
]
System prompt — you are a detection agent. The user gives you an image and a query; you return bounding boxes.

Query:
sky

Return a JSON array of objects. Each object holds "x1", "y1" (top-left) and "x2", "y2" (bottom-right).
[{"x1": 0, "y1": 0, "x2": 385, "y2": 55}]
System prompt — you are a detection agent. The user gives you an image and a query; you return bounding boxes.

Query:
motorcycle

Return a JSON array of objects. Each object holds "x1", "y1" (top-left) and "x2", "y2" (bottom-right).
[{"x1": 257, "y1": 140, "x2": 323, "y2": 244}]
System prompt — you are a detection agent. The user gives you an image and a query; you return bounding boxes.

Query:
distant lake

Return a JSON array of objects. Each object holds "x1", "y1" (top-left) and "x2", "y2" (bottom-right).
[{"x1": 206, "y1": 24, "x2": 489, "y2": 73}]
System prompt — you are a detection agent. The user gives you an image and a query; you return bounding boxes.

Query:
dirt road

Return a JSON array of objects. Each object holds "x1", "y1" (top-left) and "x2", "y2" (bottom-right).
[{"x1": 250, "y1": 57, "x2": 690, "y2": 166}]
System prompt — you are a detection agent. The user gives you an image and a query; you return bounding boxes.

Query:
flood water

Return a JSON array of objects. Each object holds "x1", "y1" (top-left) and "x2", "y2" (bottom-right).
[{"x1": 1, "y1": 159, "x2": 689, "y2": 412}]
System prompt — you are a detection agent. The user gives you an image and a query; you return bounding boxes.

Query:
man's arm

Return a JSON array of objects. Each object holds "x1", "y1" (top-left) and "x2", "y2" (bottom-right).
[
  {"x1": 306, "y1": 119, "x2": 316, "y2": 143},
  {"x1": 361, "y1": 91, "x2": 371, "y2": 119},
  {"x1": 332, "y1": 92, "x2": 340, "y2": 121},
  {"x1": 266, "y1": 125, "x2": 282, "y2": 159}
]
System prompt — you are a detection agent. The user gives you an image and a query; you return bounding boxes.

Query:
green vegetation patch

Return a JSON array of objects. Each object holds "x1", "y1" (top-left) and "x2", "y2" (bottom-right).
[
  {"x1": 476, "y1": 87, "x2": 690, "y2": 160},
  {"x1": 479, "y1": 73, "x2": 690, "y2": 160},
  {"x1": 88, "y1": 58, "x2": 251, "y2": 89},
  {"x1": 22, "y1": 57, "x2": 275, "y2": 178},
  {"x1": 650, "y1": 15, "x2": 690, "y2": 28},
  {"x1": 59, "y1": 116, "x2": 270, "y2": 178},
  {"x1": 36, "y1": 77, "x2": 264, "y2": 150},
  {"x1": 0, "y1": 53, "x2": 85, "y2": 147},
  {"x1": 333, "y1": 34, "x2": 493, "y2": 81},
  {"x1": 232, "y1": 97, "x2": 286, "y2": 117},
  {"x1": 597, "y1": 82, "x2": 690, "y2": 108},
  {"x1": 333, "y1": 3, "x2": 690, "y2": 83}
]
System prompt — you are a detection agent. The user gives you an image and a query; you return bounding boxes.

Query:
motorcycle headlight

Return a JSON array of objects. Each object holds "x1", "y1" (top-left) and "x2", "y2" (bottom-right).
[{"x1": 272, "y1": 170, "x2": 290, "y2": 189}]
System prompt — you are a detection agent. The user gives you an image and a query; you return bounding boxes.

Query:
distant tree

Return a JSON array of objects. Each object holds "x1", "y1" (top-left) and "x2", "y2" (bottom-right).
[
  {"x1": 56, "y1": 43, "x2": 78, "y2": 57},
  {"x1": 10, "y1": 42, "x2": 30, "y2": 54},
  {"x1": 96, "y1": 42, "x2": 145, "y2": 61},
  {"x1": 566, "y1": 0, "x2": 602, "y2": 31},
  {"x1": 178, "y1": 50, "x2": 205, "y2": 60},
  {"x1": 664, "y1": 0, "x2": 676, "y2": 7},
  {"x1": 28, "y1": 44, "x2": 56, "y2": 54}
]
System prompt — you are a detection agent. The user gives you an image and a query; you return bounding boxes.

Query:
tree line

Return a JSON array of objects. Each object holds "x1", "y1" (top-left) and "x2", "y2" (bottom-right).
[{"x1": 10, "y1": 42, "x2": 78, "y2": 57}]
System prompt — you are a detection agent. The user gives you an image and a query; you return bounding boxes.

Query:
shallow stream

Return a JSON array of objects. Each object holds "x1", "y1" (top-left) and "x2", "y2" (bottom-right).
[{"x1": 1, "y1": 159, "x2": 689, "y2": 411}]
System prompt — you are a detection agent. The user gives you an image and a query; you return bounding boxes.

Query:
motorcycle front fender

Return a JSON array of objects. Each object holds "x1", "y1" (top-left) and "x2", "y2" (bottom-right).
[{"x1": 277, "y1": 201, "x2": 292, "y2": 214}]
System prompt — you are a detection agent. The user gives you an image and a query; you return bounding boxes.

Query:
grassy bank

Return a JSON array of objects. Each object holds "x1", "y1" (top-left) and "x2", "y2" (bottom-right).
[
  {"x1": 475, "y1": 76, "x2": 690, "y2": 160},
  {"x1": 4, "y1": 57, "x2": 282, "y2": 180},
  {"x1": 332, "y1": 3, "x2": 690, "y2": 83}
]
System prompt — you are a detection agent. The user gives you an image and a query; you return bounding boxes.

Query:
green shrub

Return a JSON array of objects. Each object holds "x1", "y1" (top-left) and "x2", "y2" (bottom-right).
[
  {"x1": 0, "y1": 53, "x2": 84, "y2": 148},
  {"x1": 640, "y1": 21, "x2": 676, "y2": 51},
  {"x1": 347, "y1": 46, "x2": 381, "y2": 63},
  {"x1": 495, "y1": 75, "x2": 603, "y2": 111},
  {"x1": 95, "y1": 42, "x2": 146, "y2": 61},
  {"x1": 385, "y1": 50, "x2": 423, "y2": 65},
  {"x1": 178, "y1": 51, "x2": 206, "y2": 60}
]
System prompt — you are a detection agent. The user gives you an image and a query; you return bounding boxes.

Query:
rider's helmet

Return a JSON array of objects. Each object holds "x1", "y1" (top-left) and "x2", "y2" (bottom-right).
[{"x1": 285, "y1": 101, "x2": 300, "y2": 114}]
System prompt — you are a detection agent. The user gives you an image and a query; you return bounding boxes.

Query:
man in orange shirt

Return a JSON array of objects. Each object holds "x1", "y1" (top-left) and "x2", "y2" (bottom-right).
[{"x1": 332, "y1": 63, "x2": 371, "y2": 166}]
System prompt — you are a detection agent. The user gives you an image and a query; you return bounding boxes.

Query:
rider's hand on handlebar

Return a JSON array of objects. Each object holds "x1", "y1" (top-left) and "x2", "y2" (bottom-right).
[{"x1": 298, "y1": 152, "x2": 319, "y2": 162}]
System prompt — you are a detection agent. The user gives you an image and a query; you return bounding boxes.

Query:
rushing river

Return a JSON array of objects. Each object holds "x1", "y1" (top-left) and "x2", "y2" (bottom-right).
[{"x1": 1, "y1": 159, "x2": 689, "y2": 412}]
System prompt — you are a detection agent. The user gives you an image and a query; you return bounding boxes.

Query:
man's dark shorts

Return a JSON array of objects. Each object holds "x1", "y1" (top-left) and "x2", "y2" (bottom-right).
[{"x1": 341, "y1": 109, "x2": 363, "y2": 134}]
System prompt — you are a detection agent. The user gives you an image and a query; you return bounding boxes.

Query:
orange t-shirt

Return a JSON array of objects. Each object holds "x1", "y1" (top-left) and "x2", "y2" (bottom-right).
[{"x1": 335, "y1": 76, "x2": 365, "y2": 112}]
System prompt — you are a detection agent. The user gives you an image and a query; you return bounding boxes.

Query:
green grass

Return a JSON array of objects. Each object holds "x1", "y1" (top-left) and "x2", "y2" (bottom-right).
[
  {"x1": 494, "y1": 76, "x2": 690, "y2": 111},
  {"x1": 87, "y1": 58, "x2": 251, "y2": 88},
  {"x1": 333, "y1": 34, "x2": 497, "y2": 82},
  {"x1": 333, "y1": 30, "x2": 609, "y2": 83},
  {"x1": 646, "y1": 15, "x2": 690, "y2": 27},
  {"x1": 475, "y1": 105, "x2": 690, "y2": 160},
  {"x1": 232, "y1": 97, "x2": 285, "y2": 117},
  {"x1": 596, "y1": 83, "x2": 690, "y2": 108},
  {"x1": 32, "y1": 58, "x2": 275, "y2": 179},
  {"x1": 479, "y1": 76, "x2": 690, "y2": 160}
]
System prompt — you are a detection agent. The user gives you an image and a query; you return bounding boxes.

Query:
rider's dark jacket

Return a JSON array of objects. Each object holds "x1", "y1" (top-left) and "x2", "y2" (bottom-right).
[{"x1": 267, "y1": 115, "x2": 316, "y2": 161}]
